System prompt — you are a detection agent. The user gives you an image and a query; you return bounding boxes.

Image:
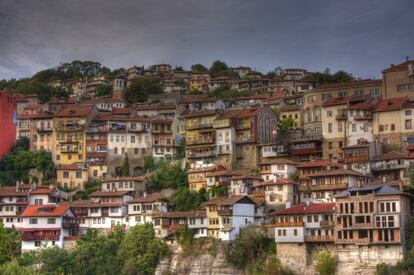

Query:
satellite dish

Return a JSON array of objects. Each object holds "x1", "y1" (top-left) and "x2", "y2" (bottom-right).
[{"x1": 78, "y1": 119, "x2": 86, "y2": 125}]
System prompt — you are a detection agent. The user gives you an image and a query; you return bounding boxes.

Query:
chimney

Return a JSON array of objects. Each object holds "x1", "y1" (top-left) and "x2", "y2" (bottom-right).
[{"x1": 406, "y1": 56, "x2": 410, "y2": 62}]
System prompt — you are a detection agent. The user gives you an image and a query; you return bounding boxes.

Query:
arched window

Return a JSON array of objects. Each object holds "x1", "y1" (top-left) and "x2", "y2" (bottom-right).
[{"x1": 314, "y1": 107, "x2": 321, "y2": 122}]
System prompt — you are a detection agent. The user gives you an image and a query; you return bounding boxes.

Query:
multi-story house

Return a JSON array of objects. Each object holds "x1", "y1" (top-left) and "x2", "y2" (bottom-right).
[
  {"x1": 205, "y1": 170, "x2": 242, "y2": 190},
  {"x1": 0, "y1": 186, "x2": 29, "y2": 228},
  {"x1": 272, "y1": 203, "x2": 335, "y2": 273},
  {"x1": 47, "y1": 97, "x2": 76, "y2": 113},
  {"x1": 382, "y1": 60, "x2": 414, "y2": 99},
  {"x1": 179, "y1": 95, "x2": 225, "y2": 111},
  {"x1": 107, "y1": 115, "x2": 152, "y2": 176},
  {"x1": 52, "y1": 105, "x2": 96, "y2": 166},
  {"x1": 373, "y1": 97, "x2": 414, "y2": 148},
  {"x1": 253, "y1": 178, "x2": 296, "y2": 209},
  {"x1": 128, "y1": 192, "x2": 168, "y2": 227},
  {"x1": 56, "y1": 164, "x2": 89, "y2": 190},
  {"x1": 100, "y1": 176, "x2": 147, "y2": 196},
  {"x1": 20, "y1": 204, "x2": 78, "y2": 251},
  {"x1": 334, "y1": 184, "x2": 412, "y2": 266},
  {"x1": 187, "y1": 165, "x2": 226, "y2": 192},
  {"x1": 86, "y1": 115, "x2": 109, "y2": 180},
  {"x1": 151, "y1": 117, "x2": 175, "y2": 161},
  {"x1": 230, "y1": 175, "x2": 263, "y2": 196},
  {"x1": 0, "y1": 92, "x2": 16, "y2": 158},
  {"x1": 370, "y1": 151, "x2": 409, "y2": 188},
  {"x1": 152, "y1": 211, "x2": 207, "y2": 239},
  {"x1": 341, "y1": 141, "x2": 382, "y2": 175},
  {"x1": 29, "y1": 112, "x2": 54, "y2": 152},
  {"x1": 204, "y1": 195, "x2": 256, "y2": 240},
  {"x1": 231, "y1": 66, "x2": 252, "y2": 78},
  {"x1": 287, "y1": 129, "x2": 323, "y2": 161},
  {"x1": 189, "y1": 72, "x2": 211, "y2": 92},
  {"x1": 28, "y1": 186, "x2": 65, "y2": 205},
  {"x1": 184, "y1": 110, "x2": 218, "y2": 167},
  {"x1": 259, "y1": 158, "x2": 296, "y2": 182}
]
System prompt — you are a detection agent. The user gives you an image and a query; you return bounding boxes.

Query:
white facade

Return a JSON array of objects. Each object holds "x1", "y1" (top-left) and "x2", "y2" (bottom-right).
[{"x1": 219, "y1": 203, "x2": 255, "y2": 241}]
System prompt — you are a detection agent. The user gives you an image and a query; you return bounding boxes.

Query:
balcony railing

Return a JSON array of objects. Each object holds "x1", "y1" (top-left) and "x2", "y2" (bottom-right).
[
  {"x1": 186, "y1": 138, "x2": 215, "y2": 145},
  {"x1": 320, "y1": 220, "x2": 334, "y2": 227},
  {"x1": 336, "y1": 113, "x2": 347, "y2": 120},
  {"x1": 60, "y1": 146, "x2": 81, "y2": 153},
  {"x1": 55, "y1": 125, "x2": 84, "y2": 131},
  {"x1": 371, "y1": 163, "x2": 408, "y2": 171},
  {"x1": 21, "y1": 233, "x2": 60, "y2": 241},
  {"x1": 289, "y1": 132, "x2": 323, "y2": 142},
  {"x1": 305, "y1": 235, "x2": 334, "y2": 242},
  {"x1": 62, "y1": 219, "x2": 79, "y2": 228},
  {"x1": 218, "y1": 209, "x2": 233, "y2": 216},
  {"x1": 354, "y1": 113, "x2": 372, "y2": 120},
  {"x1": 186, "y1": 122, "x2": 213, "y2": 130},
  {"x1": 341, "y1": 155, "x2": 369, "y2": 163},
  {"x1": 298, "y1": 182, "x2": 348, "y2": 191},
  {"x1": 273, "y1": 221, "x2": 304, "y2": 227},
  {"x1": 187, "y1": 150, "x2": 216, "y2": 158}
]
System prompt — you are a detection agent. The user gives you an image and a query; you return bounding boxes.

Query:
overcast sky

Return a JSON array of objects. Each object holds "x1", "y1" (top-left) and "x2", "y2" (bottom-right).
[{"x1": 0, "y1": 0, "x2": 413, "y2": 80}]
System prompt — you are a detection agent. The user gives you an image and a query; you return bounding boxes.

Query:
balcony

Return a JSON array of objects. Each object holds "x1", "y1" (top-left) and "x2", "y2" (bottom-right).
[
  {"x1": 55, "y1": 125, "x2": 84, "y2": 131},
  {"x1": 60, "y1": 146, "x2": 81, "y2": 153},
  {"x1": 354, "y1": 113, "x2": 372, "y2": 120},
  {"x1": 109, "y1": 126, "x2": 127, "y2": 132},
  {"x1": 62, "y1": 218, "x2": 79, "y2": 228},
  {"x1": 274, "y1": 221, "x2": 304, "y2": 227},
  {"x1": 37, "y1": 127, "x2": 53, "y2": 132},
  {"x1": 152, "y1": 127, "x2": 172, "y2": 134},
  {"x1": 21, "y1": 232, "x2": 60, "y2": 241},
  {"x1": 371, "y1": 163, "x2": 407, "y2": 171},
  {"x1": 298, "y1": 182, "x2": 348, "y2": 191},
  {"x1": 320, "y1": 220, "x2": 334, "y2": 227},
  {"x1": 187, "y1": 150, "x2": 216, "y2": 159},
  {"x1": 336, "y1": 113, "x2": 347, "y2": 120},
  {"x1": 218, "y1": 209, "x2": 233, "y2": 216},
  {"x1": 352, "y1": 222, "x2": 373, "y2": 229},
  {"x1": 186, "y1": 138, "x2": 215, "y2": 145},
  {"x1": 342, "y1": 155, "x2": 369, "y2": 164},
  {"x1": 87, "y1": 126, "x2": 108, "y2": 133},
  {"x1": 186, "y1": 122, "x2": 213, "y2": 130},
  {"x1": 289, "y1": 132, "x2": 323, "y2": 142},
  {"x1": 305, "y1": 235, "x2": 334, "y2": 242},
  {"x1": 236, "y1": 136, "x2": 255, "y2": 144}
]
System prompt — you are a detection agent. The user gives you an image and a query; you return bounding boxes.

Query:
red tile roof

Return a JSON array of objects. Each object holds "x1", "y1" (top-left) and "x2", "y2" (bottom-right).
[
  {"x1": 305, "y1": 169, "x2": 365, "y2": 178},
  {"x1": 112, "y1": 108, "x2": 132, "y2": 115},
  {"x1": 255, "y1": 178, "x2": 294, "y2": 187},
  {"x1": 30, "y1": 187, "x2": 55, "y2": 195},
  {"x1": 54, "y1": 105, "x2": 93, "y2": 117},
  {"x1": 373, "y1": 151, "x2": 406, "y2": 161},
  {"x1": 21, "y1": 204, "x2": 71, "y2": 217},
  {"x1": 373, "y1": 97, "x2": 410, "y2": 112},
  {"x1": 316, "y1": 79, "x2": 382, "y2": 90},
  {"x1": 204, "y1": 195, "x2": 255, "y2": 206},
  {"x1": 383, "y1": 60, "x2": 414, "y2": 72},
  {"x1": 129, "y1": 192, "x2": 163, "y2": 203},
  {"x1": 180, "y1": 95, "x2": 216, "y2": 104},
  {"x1": 153, "y1": 210, "x2": 206, "y2": 219},
  {"x1": 273, "y1": 203, "x2": 335, "y2": 215},
  {"x1": 90, "y1": 191, "x2": 132, "y2": 197},
  {"x1": 0, "y1": 187, "x2": 28, "y2": 197},
  {"x1": 296, "y1": 160, "x2": 342, "y2": 168},
  {"x1": 259, "y1": 158, "x2": 296, "y2": 166}
]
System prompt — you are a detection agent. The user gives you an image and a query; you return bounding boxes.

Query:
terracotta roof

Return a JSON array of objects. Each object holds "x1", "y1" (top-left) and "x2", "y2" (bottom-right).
[
  {"x1": 17, "y1": 112, "x2": 53, "y2": 120},
  {"x1": 134, "y1": 103, "x2": 176, "y2": 111},
  {"x1": 248, "y1": 195, "x2": 265, "y2": 206},
  {"x1": 296, "y1": 160, "x2": 342, "y2": 168},
  {"x1": 207, "y1": 170, "x2": 243, "y2": 177},
  {"x1": 112, "y1": 108, "x2": 132, "y2": 115},
  {"x1": 0, "y1": 187, "x2": 28, "y2": 197},
  {"x1": 70, "y1": 200, "x2": 123, "y2": 208},
  {"x1": 129, "y1": 192, "x2": 163, "y2": 203},
  {"x1": 232, "y1": 175, "x2": 263, "y2": 181},
  {"x1": 373, "y1": 151, "x2": 406, "y2": 161},
  {"x1": 30, "y1": 187, "x2": 55, "y2": 195},
  {"x1": 279, "y1": 105, "x2": 300, "y2": 112},
  {"x1": 21, "y1": 204, "x2": 71, "y2": 217},
  {"x1": 24, "y1": 102, "x2": 42, "y2": 110},
  {"x1": 182, "y1": 109, "x2": 217, "y2": 118},
  {"x1": 315, "y1": 79, "x2": 382, "y2": 90},
  {"x1": 407, "y1": 144, "x2": 414, "y2": 151},
  {"x1": 373, "y1": 97, "x2": 410, "y2": 112},
  {"x1": 322, "y1": 96, "x2": 352, "y2": 107},
  {"x1": 153, "y1": 211, "x2": 206, "y2": 219},
  {"x1": 107, "y1": 115, "x2": 150, "y2": 122},
  {"x1": 204, "y1": 195, "x2": 255, "y2": 206},
  {"x1": 48, "y1": 97, "x2": 77, "y2": 104},
  {"x1": 90, "y1": 191, "x2": 132, "y2": 197},
  {"x1": 273, "y1": 203, "x2": 335, "y2": 215},
  {"x1": 383, "y1": 61, "x2": 414, "y2": 72},
  {"x1": 259, "y1": 158, "x2": 296, "y2": 166},
  {"x1": 54, "y1": 105, "x2": 93, "y2": 117},
  {"x1": 254, "y1": 178, "x2": 294, "y2": 187},
  {"x1": 187, "y1": 165, "x2": 226, "y2": 174},
  {"x1": 180, "y1": 95, "x2": 217, "y2": 104}
]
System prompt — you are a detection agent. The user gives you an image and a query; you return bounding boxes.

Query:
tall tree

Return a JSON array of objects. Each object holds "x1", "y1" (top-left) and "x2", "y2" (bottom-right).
[
  {"x1": 124, "y1": 77, "x2": 163, "y2": 103},
  {"x1": 191, "y1": 63, "x2": 208, "y2": 72},
  {"x1": 209, "y1": 60, "x2": 229, "y2": 75},
  {"x1": 121, "y1": 153, "x2": 130, "y2": 177}
]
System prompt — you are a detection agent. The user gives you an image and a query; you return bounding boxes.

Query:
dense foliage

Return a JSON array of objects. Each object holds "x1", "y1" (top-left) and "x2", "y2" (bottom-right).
[
  {"x1": 72, "y1": 179, "x2": 101, "y2": 201},
  {"x1": 0, "y1": 138, "x2": 55, "y2": 186},
  {"x1": 0, "y1": 224, "x2": 169, "y2": 275},
  {"x1": 304, "y1": 68, "x2": 354, "y2": 86},
  {"x1": 315, "y1": 251, "x2": 336, "y2": 275},
  {"x1": 124, "y1": 77, "x2": 163, "y2": 103},
  {"x1": 226, "y1": 226, "x2": 292, "y2": 275},
  {"x1": 277, "y1": 117, "x2": 297, "y2": 136}
]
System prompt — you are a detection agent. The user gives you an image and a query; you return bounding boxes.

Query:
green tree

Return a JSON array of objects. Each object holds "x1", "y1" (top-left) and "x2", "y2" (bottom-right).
[
  {"x1": 144, "y1": 156, "x2": 156, "y2": 171},
  {"x1": 37, "y1": 246, "x2": 75, "y2": 275},
  {"x1": 117, "y1": 224, "x2": 169, "y2": 275},
  {"x1": 147, "y1": 161, "x2": 187, "y2": 192},
  {"x1": 124, "y1": 77, "x2": 163, "y2": 103},
  {"x1": 191, "y1": 63, "x2": 208, "y2": 72},
  {"x1": 0, "y1": 259, "x2": 38, "y2": 275},
  {"x1": 121, "y1": 153, "x2": 130, "y2": 176},
  {"x1": 0, "y1": 224, "x2": 21, "y2": 265},
  {"x1": 94, "y1": 84, "x2": 113, "y2": 97},
  {"x1": 72, "y1": 230, "x2": 122, "y2": 275},
  {"x1": 72, "y1": 179, "x2": 101, "y2": 200},
  {"x1": 315, "y1": 251, "x2": 336, "y2": 275},
  {"x1": 210, "y1": 60, "x2": 229, "y2": 75},
  {"x1": 277, "y1": 117, "x2": 296, "y2": 136}
]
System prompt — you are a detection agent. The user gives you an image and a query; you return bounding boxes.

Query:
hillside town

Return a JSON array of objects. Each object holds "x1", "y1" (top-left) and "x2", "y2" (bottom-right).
[{"x1": 1, "y1": 58, "x2": 414, "y2": 274}]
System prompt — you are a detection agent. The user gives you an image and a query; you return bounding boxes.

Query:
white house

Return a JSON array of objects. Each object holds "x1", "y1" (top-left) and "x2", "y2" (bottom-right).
[
  {"x1": 20, "y1": 204, "x2": 77, "y2": 251},
  {"x1": 128, "y1": 192, "x2": 168, "y2": 227},
  {"x1": 152, "y1": 211, "x2": 207, "y2": 239}
]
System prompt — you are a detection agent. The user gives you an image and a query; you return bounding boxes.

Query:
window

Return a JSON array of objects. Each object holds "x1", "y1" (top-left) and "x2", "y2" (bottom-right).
[
  {"x1": 328, "y1": 123, "x2": 332, "y2": 133},
  {"x1": 63, "y1": 171, "x2": 69, "y2": 179},
  {"x1": 354, "y1": 89, "x2": 364, "y2": 96},
  {"x1": 370, "y1": 88, "x2": 380, "y2": 97},
  {"x1": 406, "y1": 120, "x2": 412, "y2": 129},
  {"x1": 76, "y1": 171, "x2": 82, "y2": 179},
  {"x1": 338, "y1": 123, "x2": 342, "y2": 132},
  {"x1": 406, "y1": 110, "x2": 412, "y2": 116},
  {"x1": 352, "y1": 124, "x2": 356, "y2": 132},
  {"x1": 29, "y1": 218, "x2": 38, "y2": 224},
  {"x1": 114, "y1": 147, "x2": 118, "y2": 155},
  {"x1": 293, "y1": 229, "x2": 298, "y2": 236},
  {"x1": 327, "y1": 111, "x2": 333, "y2": 117},
  {"x1": 34, "y1": 241, "x2": 41, "y2": 247},
  {"x1": 328, "y1": 142, "x2": 332, "y2": 149},
  {"x1": 131, "y1": 136, "x2": 136, "y2": 143},
  {"x1": 47, "y1": 218, "x2": 56, "y2": 224}
]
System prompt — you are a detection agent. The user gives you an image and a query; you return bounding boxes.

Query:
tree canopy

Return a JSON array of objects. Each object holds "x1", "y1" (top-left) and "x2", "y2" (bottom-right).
[
  {"x1": 124, "y1": 77, "x2": 163, "y2": 104},
  {"x1": 191, "y1": 63, "x2": 208, "y2": 72}
]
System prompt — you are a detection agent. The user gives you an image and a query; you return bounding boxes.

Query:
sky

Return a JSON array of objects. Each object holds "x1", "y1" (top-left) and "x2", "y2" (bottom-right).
[{"x1": 0, "y1": 0, "x2": 413, "y2": 80}]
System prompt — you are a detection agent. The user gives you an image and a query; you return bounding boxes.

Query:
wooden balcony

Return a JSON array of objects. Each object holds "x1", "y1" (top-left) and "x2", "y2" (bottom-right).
[
  {"x1": 62, "y1": 218, "x2": 79, "y2": 228},
  {"x1": 217, "y1": 209, "x2": 233, "y2": 216},
  {"x1": 273, "y1": 221, "x2": 304, "y2": 227},
  {"x1": 22, "y1": 232, "x2": 60, "y2": 241},
  {"x1": 336, "y1": 113, "x2": 347, "y2": 120},
  {"x1": 291, "y1": 147, "x2": 322, "y2": 155},
  {"x1": 341, "y1": 155, "x2": 369, "y2": 164},
  {"x1": 186, "y1": 138, "x2": 215, "y2": 145},
  {"x1": 320, "y1": 220, "x2": 334, "y2": 227},
  {"x1": 298, "y1": 182, "x2": 348, "y2": 191},
  {"x1": 186, "y1": 122, "x2": 214, "y2": 130},
  {"x1": 305, "y1": 235, "x2": 334, "y2": 242},
  {"x1": 354, "y1": 113, "x2": 372, "y2": 120},
  {"x1": 55, "y1": 125, "x2": 84, "y2": 132}
]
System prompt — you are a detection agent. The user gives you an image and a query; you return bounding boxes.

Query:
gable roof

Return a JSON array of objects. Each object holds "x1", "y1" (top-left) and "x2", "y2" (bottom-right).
[
  {"x1": 273, "y1": 203, "x2": 335, "y2": 215},
  {"x1": 373, "y1": 151, "x2": 406, "y2": 161},
  {"x1": 129, "y1": 192, "x2": 163, "y2": 203},
  {"x1": 203, "y1": 195, "x2": 255, "y2": 206},
  {"x1": 54, "y1": 105, "x2": 93, "y2": 117},
  {"x1": 296, "y1": 160, "x2": 342, "y2": 168},
  {"x1": 335, "y1": 184, "x2": 406, "y2": 198},
  {"x1": 21, "y1": 204, "x2": 71, "y2": 217},
  {"x1": 383, "y1": 60, "x2": 414, "y2": 72},
  {"x1": 90, "y1": 191, "x2": 132, "y2": 197},
  {"x1": 373, "y1": 97, "x2": 410, "y2": 112}
]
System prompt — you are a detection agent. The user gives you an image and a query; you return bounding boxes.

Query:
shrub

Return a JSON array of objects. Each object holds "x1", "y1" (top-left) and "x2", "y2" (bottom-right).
[{"x1": 315, "y1": 251, "x2": 336, "y2": 275}]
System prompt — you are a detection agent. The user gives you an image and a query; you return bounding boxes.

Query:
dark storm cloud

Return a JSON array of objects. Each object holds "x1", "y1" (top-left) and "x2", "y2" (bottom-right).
[{"x1": 0, "y1": 0, "x2": 413, "y2": 79}]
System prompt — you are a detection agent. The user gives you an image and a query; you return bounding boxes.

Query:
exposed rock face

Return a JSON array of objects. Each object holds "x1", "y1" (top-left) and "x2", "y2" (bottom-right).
[{"x1": 155, "y1": 242, "x2": 243, "y2": 275}]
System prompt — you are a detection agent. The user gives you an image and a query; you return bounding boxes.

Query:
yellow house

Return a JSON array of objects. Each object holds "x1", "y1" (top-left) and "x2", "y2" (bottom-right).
[
  {"x1": 187, "y1": 165, "x2": 225, "y2": 192},
  {"x1": 204, "y1": 200, "x2": 220, "y2": 238},
  {"x1": 52, "y1": 105, "x2": 96, "y2": 165},
  {"x1": 56, "y1": 164, "x2": 88, "y2": 190},
  {"x1": 279, "y1": 105, "x2": 302, "y2": 128}
]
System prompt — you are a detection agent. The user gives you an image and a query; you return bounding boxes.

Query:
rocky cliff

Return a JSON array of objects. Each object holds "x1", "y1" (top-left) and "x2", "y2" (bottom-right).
[{"x1": 155, "y1": 241, "x2": 243, "y2": 275}]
